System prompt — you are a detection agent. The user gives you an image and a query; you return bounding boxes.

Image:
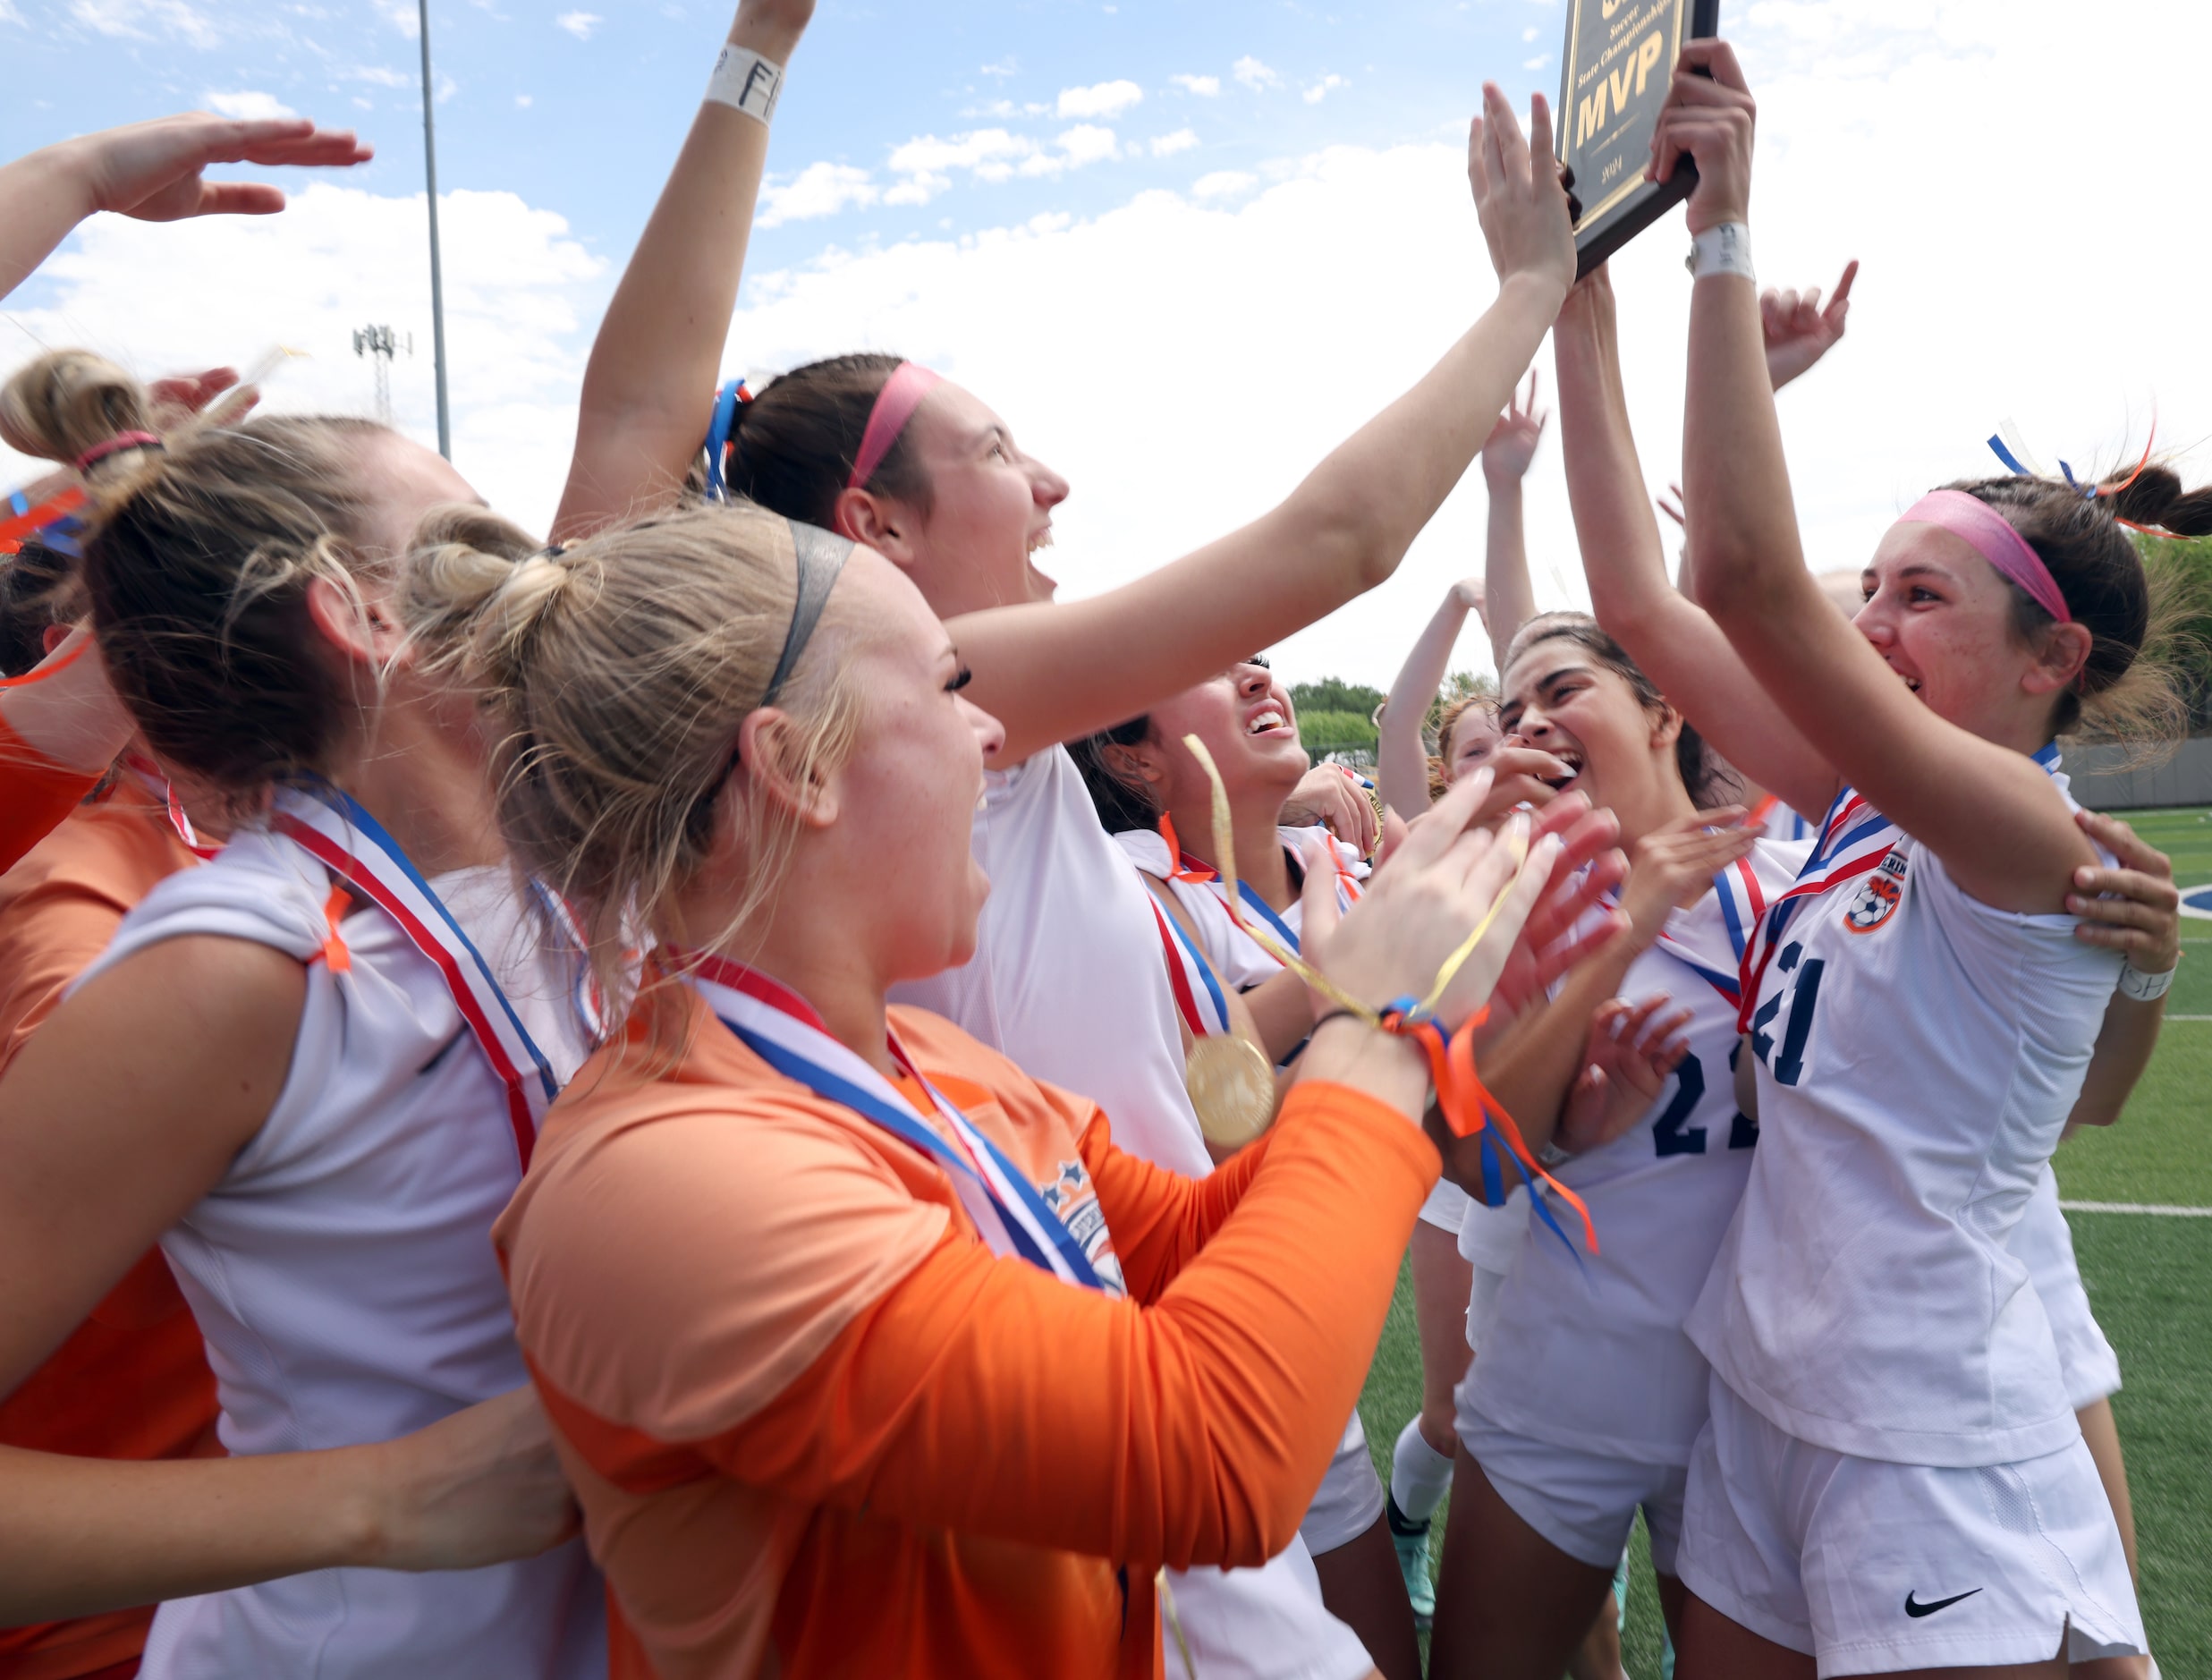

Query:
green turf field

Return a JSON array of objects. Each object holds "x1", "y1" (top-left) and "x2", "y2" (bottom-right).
[{"x1": 1360, "y1": 804, "x2": 2212, "y2": 1676}]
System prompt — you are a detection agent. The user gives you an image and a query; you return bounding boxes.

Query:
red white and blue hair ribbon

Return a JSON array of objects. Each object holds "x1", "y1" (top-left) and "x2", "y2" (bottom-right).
[
  {"x1": 684, "y1": 953, "x2": 1117, "y2": 1294},
  {"x1": 0, "y1": 484, "x2": 88, "y2": 556},
  {"x1": 699, "y1": 378, "x2": 750, "y2": 503},
  {"x1": 272, "y1": 779, "x2": 559, "y2": 1167}
]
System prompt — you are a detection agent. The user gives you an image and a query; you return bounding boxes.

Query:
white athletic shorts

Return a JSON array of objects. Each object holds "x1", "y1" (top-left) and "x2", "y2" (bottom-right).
[
  {"x1": 1418, "y1": 1175, "x2": 1470, "y2": 1233},
  {"x1": 1300, "y1": 1409, "x2": 1386, "y2": 1557},
  {"x1": 1453, "y1": 1401, "x2": 1688, "y2": 1574},
  {"x1": 1680, "y1": 1376, "x2": 2146, "y2": 1676},
  {"x1": 1165, "y1": 1537, "x2": 1376, "y2": 1680}
]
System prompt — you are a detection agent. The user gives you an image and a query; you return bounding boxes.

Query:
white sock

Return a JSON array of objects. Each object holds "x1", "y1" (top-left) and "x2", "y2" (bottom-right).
[{"x1": 1390, "y1": 1416, "x2": 1454, "y2": 1525}]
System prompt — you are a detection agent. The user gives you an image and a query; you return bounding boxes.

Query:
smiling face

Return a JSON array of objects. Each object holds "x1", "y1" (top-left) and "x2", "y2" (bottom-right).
[
  {"x1": 890, "y1": 380, "x2": 1071, "y2": 621},
  {"x1": 1500, "y1": 632, "x2": 1686, "y2": 844},
  {"x1": 1853, "y1": 521, "x2": 2081, "y2": 744},
  {"x1": 1439, "y1": 699, "x2": 1503, "y2": 784},
  {"x1": 1142, "y1": 658, "x2": 1309, "y2": 811},
  {"x1": 810, "y1": 553, "x2": 1007, "y2": 980}
]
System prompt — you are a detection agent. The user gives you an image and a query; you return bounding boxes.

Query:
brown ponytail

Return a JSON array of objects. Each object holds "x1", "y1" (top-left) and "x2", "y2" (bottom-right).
[{"x1": 725, "y1": 353, "x2": 935, "y2": 530}]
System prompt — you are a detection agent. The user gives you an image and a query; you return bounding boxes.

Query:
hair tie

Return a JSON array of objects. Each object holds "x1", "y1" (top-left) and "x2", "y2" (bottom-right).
[
  {"x1": 73, "y1": 431, "x2": 162, "y2": 473},
  {"x1": 847, "y1": 362, "x2": 942, "y2": 492},
  {"x1": 701, "y1": 378, "x2": 750, "y2": 503},
  {"x1": 539, "y1": 542, "x2": 567, "y2": 560},
  {"x1": 1900, "y1": 489, "x2": 2071, "y2": 624},
  {"x1": 759, "y1": 520, "x2": 851, "y2": 708}
]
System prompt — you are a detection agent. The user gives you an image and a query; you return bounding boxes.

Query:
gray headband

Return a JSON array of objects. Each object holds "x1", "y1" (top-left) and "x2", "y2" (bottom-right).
[{"x1": 760, "y1": 519, "x2": 852, "y2": 708}]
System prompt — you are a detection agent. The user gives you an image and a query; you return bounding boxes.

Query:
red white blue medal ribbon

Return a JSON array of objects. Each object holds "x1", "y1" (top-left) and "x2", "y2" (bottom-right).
[
  {"x1": 683, "y1": 953, "x2": 1115, "y2": 1294},
  {"x1": 1649, "y1": 851, "x2": 1776, "y2": 1009},
  {"x1": 271, "y1": 780, "x2": 559, "y2": 1167},
  {"x1": 526, "y1": 878, "x2": 610, "y2": 1041},
  {"x1": 1148, "y1": 896, "x2": 1233, "y2": 1038}
]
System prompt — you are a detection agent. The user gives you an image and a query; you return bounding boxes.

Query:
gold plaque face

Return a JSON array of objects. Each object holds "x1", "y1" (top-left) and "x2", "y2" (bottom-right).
[
  {"x1": 1185, "y1": 1035, "x2": 1278, "y2": 1150},
  {"x1": 1556, "y1": 0, "x2": 1718, "y2": 276}
]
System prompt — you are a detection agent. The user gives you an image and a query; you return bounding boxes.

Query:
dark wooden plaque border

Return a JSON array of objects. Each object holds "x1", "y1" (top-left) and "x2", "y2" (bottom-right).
[{"x1": 1556, "y1": 0, "x2": 1721, "y2": 278}]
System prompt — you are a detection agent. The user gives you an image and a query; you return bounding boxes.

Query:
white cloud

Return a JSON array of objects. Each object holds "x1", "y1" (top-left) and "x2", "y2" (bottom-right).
[
  {"x1": 759, "y1": 162, "x2": 880, "y2": 229},
  {"x1": 1191, "y1": 170, "x2": 1257, "y2": 199},
  {"x1": 0, "y1": 0, "x2": 24, "y2": 23},
  {"x1": 1302, "y1": 73, "x2": 1346, "y2": 104},
  {"x1": 514, "y1": 93, "x2": 532, "y2": 108},
  {"x1": 1056, "y1": 79, "x2": 1142, "y2": 120},
  {"x1": 1521, "y1": 25, "x2": 1540, "y2": 41},
  {"x1": 554, "y1": 9, "x2": 599, "y2": 39},
  {"x1": 1149, "y1": 129, "x2": 1199, "y2": 157},
  {"x1": 980, "y1": 56, "x2": 1018, "y2": 78},
  {"x1": 373, "y1": 0, "x2": 417, "y2": 38},
  {"x1": 0, "y1": 184, "x2": 606, "y2": 536},
  {"x1": 347, "y1": 64, "x2": 413, "y2": 88},
  {"x1": 1052, "y1": 124, "x2": 1119, "y2": 167},
  {"x1": 888, "y1": 129, "x2": 1033, "y2": 179},
  {"x1": 1171, "y1": 73, "x2": 1220, "y2": 97},
  {"x1": 1522, "y1": 55, "x2": 1550, "y2": 70},
  {"x1": 70, "y1": 0, "x2": 217, "y2": 46},
  {"x1": 1231, "y1": 56, "x2": 1276, "y2": 90},
  {"x1": 204, "y1": 89, "x2": 297, "y2": 120}
]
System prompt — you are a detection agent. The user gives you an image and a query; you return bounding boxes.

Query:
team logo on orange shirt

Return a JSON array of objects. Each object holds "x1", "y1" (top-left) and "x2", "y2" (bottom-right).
[
  {"x1": 1039, "y1": 1158, "x2": 1127, "y2": 1296},
  {"x1": 1843, "y1": 849, "x2": 1907, "y2": 935}
]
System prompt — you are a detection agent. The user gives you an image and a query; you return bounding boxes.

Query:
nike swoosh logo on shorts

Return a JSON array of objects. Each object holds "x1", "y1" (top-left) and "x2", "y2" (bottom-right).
[{"x1": 1903, "y1": 1588, "x2": 1983, "y2": 1617}]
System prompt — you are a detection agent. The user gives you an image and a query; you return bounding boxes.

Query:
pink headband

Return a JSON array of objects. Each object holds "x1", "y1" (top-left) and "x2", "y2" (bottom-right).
[
  {"x1": 1899, "y1": 489, "x2": 2071, "y2": 624},
  {"x1": 846, "y1": 361, "x2": 943, "y2": 491}
]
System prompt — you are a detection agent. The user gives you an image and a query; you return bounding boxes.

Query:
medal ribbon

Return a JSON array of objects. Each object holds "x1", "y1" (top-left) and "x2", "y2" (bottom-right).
[
  {"x1": 270, "y1": 780, "x2": 559, "y2": 1167},
  {"x1": 682, "y1": 952, "x2": 1112, "y2": 1294},
  {"x1": 121, "y1": 753, "x2": 221, "y2": 861},
  {"x1": 1148, "y1": 896, "x2": 1233, "y2": 1039}
]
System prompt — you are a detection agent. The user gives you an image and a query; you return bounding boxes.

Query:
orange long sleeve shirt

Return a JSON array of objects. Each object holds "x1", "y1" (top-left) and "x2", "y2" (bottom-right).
[
  {"x1": 0, "y1": 783, "x2": 217, "y2": 1680},
  {"x1": 496, "y1": 997, "x2": 1437, "y2": 1680},
  {"x1": 0, "y1": 717, "x2": 102, "y2": 878}
]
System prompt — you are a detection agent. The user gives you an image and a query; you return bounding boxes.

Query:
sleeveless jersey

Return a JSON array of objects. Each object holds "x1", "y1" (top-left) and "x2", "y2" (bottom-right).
[
  {"x1": 1465, "y1": 837, "x2": 1809, "y2": 1465},
  {"x1": 72, "y1": 828, "x2": 606, "y2": 1679},
  {"x1": 892, "y1": 746, "x2": 1212, "y2": 1176},
  {"x1": 1686, "y1": 770, "x2": 2123, "y2": 1468}
]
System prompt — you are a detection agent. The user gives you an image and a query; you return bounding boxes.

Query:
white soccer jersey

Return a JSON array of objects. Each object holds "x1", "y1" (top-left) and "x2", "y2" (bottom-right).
[
  {"x1": 72, "y1": 829, "x2": 604, "y2": 1679},
  {"x1": 1465, "y1": 837, "x2": 1809, "y2": 1465},
  {"x1": 893, "y1": 747, "x2": 1213, "y2": 1177},
  {"x1": 1687, "y1": 767, "x2": 2123, "y2": 1468},
  {"x1": 2012, "y1": 1162, "x2": 2122, "y2": 1410}
]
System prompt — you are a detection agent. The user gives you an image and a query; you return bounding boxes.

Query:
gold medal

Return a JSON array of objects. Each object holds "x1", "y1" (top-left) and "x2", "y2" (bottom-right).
[{"x1": 1185, "y1": 1034, "x2": 1277, "y2": 1150}]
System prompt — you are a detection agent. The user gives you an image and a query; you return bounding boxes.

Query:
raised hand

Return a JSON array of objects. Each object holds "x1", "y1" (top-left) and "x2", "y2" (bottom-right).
[
  {"x1": 1615, "y1": 810, "x2": 1757, "y2": 947},
  {"x1": 1557, "y1": 992, "x2": 1696, "y2": 1154},
  {"x1": 64, "y1": 114, "x2": 372, "y2": 223},
  {"x1": 1283, "y1": 764, "x2": 1382, "y2": 859},
  {"x1": 1648, "y1": 40, "x2": 1756, "y2": 234},
  {"x1": 2068, "y1": 809, "x2": 2182, "y2": 973},
  {"x1": 1762, "y1": 260, "x2": 1858, "y2": 391},
  {"x1": 1306, "y1": 768, "x2": 1564, "y2": 1032},
  {"x1": 1481, "y1": 370, "x2": 1550, "y2": 486},
  {"x1": 1468, "y1": 81, "x2": 1577, "y2": 298}
]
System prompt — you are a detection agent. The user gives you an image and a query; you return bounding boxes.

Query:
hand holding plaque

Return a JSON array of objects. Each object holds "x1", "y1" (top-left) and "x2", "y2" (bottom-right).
[
  {"x1": 1648, "y1": 38, "x2": 1756, "y2": 233},
  {"x1": 1555, "y1": 0, "x2": 1720, "y2": 276}
]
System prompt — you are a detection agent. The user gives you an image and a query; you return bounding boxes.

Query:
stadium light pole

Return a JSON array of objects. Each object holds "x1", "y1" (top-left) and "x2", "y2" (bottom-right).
[{"x1": 417, "y1": 0, "x2": 453, "y2": 460}]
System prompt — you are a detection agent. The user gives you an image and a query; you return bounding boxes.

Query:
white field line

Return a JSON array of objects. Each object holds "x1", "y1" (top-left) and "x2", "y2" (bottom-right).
[{"x1": 2060, "y1": 1201, "x2": 2212, "y2": 1218}]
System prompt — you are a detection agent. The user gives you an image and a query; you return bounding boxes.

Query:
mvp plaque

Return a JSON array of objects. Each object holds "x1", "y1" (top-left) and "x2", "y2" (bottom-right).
[{"x1": 1556, "y1": 0, "x2": 1719, "y2": 277}]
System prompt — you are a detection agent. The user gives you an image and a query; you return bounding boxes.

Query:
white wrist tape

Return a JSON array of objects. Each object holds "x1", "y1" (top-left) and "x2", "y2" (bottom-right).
[
  {"x1": 1686, "y1": 222, "x2": 1753, "y2": 282},
  {"x1": 2118, "y1": 961, "x2": 2176, "y2": 1003},
  {"x1": 706, "y1": 43, "x2": 784, "y2": 125}
]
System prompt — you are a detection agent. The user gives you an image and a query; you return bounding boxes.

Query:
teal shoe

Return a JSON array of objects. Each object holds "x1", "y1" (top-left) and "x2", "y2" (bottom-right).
[{"x1": 1385, "y1": 1491, "x2": 1436, "y2": 1628}]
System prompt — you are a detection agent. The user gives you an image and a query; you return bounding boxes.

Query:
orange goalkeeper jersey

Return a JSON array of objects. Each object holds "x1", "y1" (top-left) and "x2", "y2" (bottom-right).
[{"x1": 496, "y1": 996, "x2": 1435, "y2": 1680}]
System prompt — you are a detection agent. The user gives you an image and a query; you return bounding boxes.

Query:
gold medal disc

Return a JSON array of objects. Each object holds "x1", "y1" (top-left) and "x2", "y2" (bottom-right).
[{"x1": 1185, "y1": 1035, "x2": 1277, "y2": 1150}]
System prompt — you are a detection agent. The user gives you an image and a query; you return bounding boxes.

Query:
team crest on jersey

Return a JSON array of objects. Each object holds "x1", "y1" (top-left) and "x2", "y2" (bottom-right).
[
  {"x1": 1037, "y1": 1158, "x2": 1128, "y2": 1296},
  {"x1": 1843, "y1": 848, "x2": 1907, "y2": 934}
]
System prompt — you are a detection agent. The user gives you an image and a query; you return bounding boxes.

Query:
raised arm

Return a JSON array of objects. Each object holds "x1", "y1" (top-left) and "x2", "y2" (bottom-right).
[
  {"x1": 1552, "y1": 267, "x2": 1836, "y2": 817},
  {"x1": 1664, "y1": 42, "x2": 2093, "y2": 909},
  {"x1": 549, "y1": 0, "x2": 815, "y2": 540},
  {"x1": 950, "y1": 83, "x2": 1574, "y2": 766},
  {"x1": 1479, "y1": 372, "x2": 1546, "y2": 667},
  {"x1": 1379, "y1": 581, "x2": 1487, "y2": 816},
  {"x1": 1, "y1": 114, "x2": 369, "y2": 302}
]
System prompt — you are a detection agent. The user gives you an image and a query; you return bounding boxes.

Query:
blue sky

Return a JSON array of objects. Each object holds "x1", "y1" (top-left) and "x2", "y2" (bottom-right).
[
  {"x1": 4, "y1": 3, "x2": 2208, "y2": 689},
  {"x1": 2, "y1": 0, "x2": 1565, "y2": 302}
]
